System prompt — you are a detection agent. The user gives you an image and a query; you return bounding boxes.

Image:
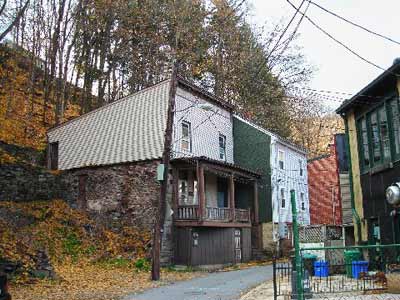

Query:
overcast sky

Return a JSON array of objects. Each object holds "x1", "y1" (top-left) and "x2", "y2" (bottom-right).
[{"x1": 248, "y1": 0, "x2": 400, "y2": 110}]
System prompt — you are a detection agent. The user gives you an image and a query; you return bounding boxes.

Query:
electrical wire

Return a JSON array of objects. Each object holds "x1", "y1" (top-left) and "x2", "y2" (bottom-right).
[
  {"x1": 266, "y1": 0, "x2": 307, "y2": 61},
  {"x1": 286, "y1": 0, "x2": 394, "y2": 74},
  {"x1": 308, "y1": 0, "x2": 400, "y2": 46}
]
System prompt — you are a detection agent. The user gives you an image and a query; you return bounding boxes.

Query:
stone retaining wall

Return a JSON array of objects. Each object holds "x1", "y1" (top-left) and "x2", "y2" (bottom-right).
[{"x1": 0, "y1": 164, "x2": 65, "y2": 201}]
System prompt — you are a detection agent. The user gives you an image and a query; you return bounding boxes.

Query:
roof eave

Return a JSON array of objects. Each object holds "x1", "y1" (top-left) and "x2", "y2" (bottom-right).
[{"x1": 336, "y1": 62, "x2": 400, "y2": 115}]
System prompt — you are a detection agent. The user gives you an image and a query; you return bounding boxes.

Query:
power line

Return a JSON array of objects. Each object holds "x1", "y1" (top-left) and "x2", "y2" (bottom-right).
[
  {"x1": 285, "y1": 0, "x2": 392, "y2": 74},
  {"x1": 277, "y1": 0, "x2": 311, "y2": 58},
  {"x1": 308, "y1": 0, "x2": 400, "y2": 46},
  {"x1": 266, "y1": 0, "x2": 307, "y2": 61}
]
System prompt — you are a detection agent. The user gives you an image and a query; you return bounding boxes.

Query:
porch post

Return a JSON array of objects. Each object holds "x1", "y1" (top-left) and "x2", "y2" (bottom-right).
[
  {"x1": 254, "y1": 180, "x2": 262, "y2": 249},
  {"x1": 197, "y1": 162, "x2": 206, "y2": 221},
  {"x1": 229, "y1": 173, "x2": 235, "y2": 221},
  {"x1": 254, "y1": 180, "x2": 259, "y2": 223},
  {"x1": 172, "y1": 168, "x2": 179, "y2": 220}
]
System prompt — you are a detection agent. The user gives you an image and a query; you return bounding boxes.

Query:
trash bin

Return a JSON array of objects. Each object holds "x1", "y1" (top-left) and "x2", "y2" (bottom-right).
[
  {"x1": 314, "y1": 261, "x2": 329, "y2": 277},
  {"x1": 352, "y1": 261, "x2": 368, "y2": 279},
  {"x1": 344, "y1": 250, "x2": 361, "y2": 277},
  {"x1": 302, "y1": 253, "x2": 317, "y2": 276}
]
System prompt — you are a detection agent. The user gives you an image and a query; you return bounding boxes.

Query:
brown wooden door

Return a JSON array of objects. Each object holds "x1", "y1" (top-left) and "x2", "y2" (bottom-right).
[{"x1": 234, "y1": 229, "x2": 242, "y2": 263}]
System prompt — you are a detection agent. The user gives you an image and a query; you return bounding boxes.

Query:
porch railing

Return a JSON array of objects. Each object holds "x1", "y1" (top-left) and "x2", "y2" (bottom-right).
[
  {"x1": 176, "y1": 206, "x2": 250, "y2": 223},
  {"x1": 234, "y1": 208, "x2": 250, "y2": 222},
  {"x1": 205, "y1": 207, "x2": 231, "y2": 221},
  {"x1": 177, "y1": 206, "x2": 199, "y2": 220}
]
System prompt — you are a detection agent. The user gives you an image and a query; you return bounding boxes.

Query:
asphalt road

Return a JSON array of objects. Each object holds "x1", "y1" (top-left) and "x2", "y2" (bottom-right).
[{"x1": 124, "y1": 265, "x2": 273, "y2": 300}]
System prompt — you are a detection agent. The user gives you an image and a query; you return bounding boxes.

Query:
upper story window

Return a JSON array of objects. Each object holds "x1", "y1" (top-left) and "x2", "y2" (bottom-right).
[
  {"x1": 181, "y1": 121, "x2": 192, "y2": 152},
  {"x1": 219, "y1": 134, "x2": 226, "y2": 160},
  {"x1": 280, "y1": 188, "x2": 286, "y2": 209},
  {"x1": 390, "y1": 98, "x2": 400, "y2": 156},
  {"x1": 278, "y1": 150, "x2": 285, "y2": 170},
  {"x1": 299, "y1": 160, "x2": 303, "y2": 176},
  {"x1": 300, "y1": 193, "x2": 305, "y2": 210},
  {"x1": 358, "y1": 118, "x2": 370, "y2": 168},
  {"x1": 357, "y1": 97, "x2": 400, "y2": 171},
  {"x1": 48, "y1": 142, "x2": 59, "y2": 170}
]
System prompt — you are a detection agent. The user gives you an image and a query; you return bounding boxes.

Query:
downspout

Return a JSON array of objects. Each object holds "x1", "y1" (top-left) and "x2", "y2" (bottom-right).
[{"x1": 343, "y1": 116, "x2": 362, "y2": 243}]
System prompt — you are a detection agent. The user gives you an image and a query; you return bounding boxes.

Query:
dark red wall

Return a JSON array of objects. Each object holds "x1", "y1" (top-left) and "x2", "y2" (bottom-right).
[{"x1": 307, "y1": 145, "x2": 342, "y2": 225}]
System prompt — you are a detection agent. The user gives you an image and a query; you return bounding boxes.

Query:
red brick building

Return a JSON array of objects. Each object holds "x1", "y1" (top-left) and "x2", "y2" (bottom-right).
[{"x1": 307, "y1": 144, "x2": 342, "y2": 225}]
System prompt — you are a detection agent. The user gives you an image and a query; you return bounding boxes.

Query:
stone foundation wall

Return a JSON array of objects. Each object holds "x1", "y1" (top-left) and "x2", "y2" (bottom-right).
[
  {"x1": 62, "y1": 160, "x2": 174, "y2": 264},
  {"x1": 63, "y1": 160, "x2": 161, "y2": 232}
]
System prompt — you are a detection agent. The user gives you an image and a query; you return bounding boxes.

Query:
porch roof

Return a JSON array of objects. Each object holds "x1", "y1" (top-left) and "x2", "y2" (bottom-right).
[{"x1": 171, "y1": 156, "x2": 261, "y2": 179}]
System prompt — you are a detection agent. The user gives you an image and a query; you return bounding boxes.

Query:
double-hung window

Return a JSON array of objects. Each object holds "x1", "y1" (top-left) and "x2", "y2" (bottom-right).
[
  {"x1": 299, "y1": 160, "x2": 303, "y2": 176},
  {"x1": 278, "y1": 150, "x2": 284, "y2": 170},
  {"x1": 181, "y1": 121, "x2": 192, "y2": 152},
  {"x1": 379, "y1": 106, "x2": 390, "y2": 161},
  {"x1": 280, "y1": 188, "x2": 286, "y2": 209},
  {"x1": 390, "y1": 98, "x2": 400, "y2": 158},
  {"x1": 219, "y1": 134, "x2": 226, "y2": 160},
  {"x1": 358, "y1": 118, "x2": 370, "y2": 169}
]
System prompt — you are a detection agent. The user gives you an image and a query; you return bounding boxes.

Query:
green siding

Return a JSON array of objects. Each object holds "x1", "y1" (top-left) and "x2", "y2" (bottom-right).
[{"x1": 233, "y1": 117, "x2": 272, "y2": 222}]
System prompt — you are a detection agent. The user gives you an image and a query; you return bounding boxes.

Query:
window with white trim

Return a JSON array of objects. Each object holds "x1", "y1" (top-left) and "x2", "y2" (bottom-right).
[
  {"x1": 301, "y1": 193, "x2": 305, "y2": 210},
  {"x1": 299, "y1": 160, "x2": 303, "y2": 176},
  {"x1": 278, "y1": 150, "x2": 284, "y2": 170},
  {"x1": 219, "y1": 134, "x2": 226, "y2": 160},
  {"x1": 280, "y1": 188, "x2": 286, "y2": 208},
  {"x1": 181, "y1": 121, "x2": 192, "y2": 152}
]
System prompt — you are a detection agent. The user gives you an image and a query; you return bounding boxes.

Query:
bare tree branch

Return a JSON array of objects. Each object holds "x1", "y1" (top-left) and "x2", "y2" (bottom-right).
[{"x1": 0, "y1": 0, "x2": 30, "y2": 42}]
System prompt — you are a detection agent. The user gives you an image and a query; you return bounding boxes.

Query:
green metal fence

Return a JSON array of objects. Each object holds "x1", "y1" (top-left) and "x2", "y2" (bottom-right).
[{"x1": 273, "y1": 190, "x2": 400, "y2": 300}]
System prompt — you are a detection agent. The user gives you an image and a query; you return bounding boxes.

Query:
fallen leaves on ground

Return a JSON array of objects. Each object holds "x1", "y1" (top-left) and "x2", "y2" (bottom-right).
[
  {"x1": 9, "y1": 262, "x2": 203, "y2": 300},
  {"x1": 219, "y1": 260, "x2": 272, "y2": 272}
]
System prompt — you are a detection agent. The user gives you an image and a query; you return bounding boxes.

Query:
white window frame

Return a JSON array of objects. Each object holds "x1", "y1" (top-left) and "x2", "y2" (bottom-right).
[
  {"x1": 299, "y1": 159, "x2": 303, "y2": 176},
  {"x1": 278, "y1": 150, "x2": 285, "y2": 170},
  {"x1": 301, "y1": 192, "x2": 305, "y2": 210},
  {"x1": 280, "y1": 188, "x2": 286, "y2": 209},
  {"x1": 219, "y1": 134, "x2": 226, "y2": 160},
  {"x1": 181, "y1": 121, "x2": 192, "y2": 152}
]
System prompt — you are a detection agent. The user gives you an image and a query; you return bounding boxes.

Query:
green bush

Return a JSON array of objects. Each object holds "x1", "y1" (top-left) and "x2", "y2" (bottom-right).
[{"x1": 134, "y1": 258, "x2": 150, "y2": 271}]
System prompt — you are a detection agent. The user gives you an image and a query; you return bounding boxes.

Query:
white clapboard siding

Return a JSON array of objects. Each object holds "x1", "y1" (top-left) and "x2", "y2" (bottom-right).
[
  {"x1": 172, "y1": 87, "x2": 234, "y2": 163},
  {"x1": 271, "y1": 138, "x2": 310, "y2": 226}
]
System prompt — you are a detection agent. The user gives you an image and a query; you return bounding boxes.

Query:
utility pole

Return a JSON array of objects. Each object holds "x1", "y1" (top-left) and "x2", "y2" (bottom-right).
[
  {"x1": 291, "y1": 190, "x2": 303, "y2": 300},
  {"x1": 151, "y1": 65, "x2": 178, "y2": 281}
]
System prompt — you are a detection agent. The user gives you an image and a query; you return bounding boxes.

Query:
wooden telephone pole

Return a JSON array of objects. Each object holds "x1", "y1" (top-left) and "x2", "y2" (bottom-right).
[{"x1": 151, "y1": 65, "x2": 178, "y2": 281}]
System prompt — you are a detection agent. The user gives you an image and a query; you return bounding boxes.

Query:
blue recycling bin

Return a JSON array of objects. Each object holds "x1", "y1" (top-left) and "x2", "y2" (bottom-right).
[
  {"x1": 352, "y1": 261, "x2": 368, "y2": 279},
  {"x1": 314, "y1": 261, "x2": 329, "y2": 277}
]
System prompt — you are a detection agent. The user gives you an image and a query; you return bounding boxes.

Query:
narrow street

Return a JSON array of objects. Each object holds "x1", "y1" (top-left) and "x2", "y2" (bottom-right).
[{"x1": 124, "y1": 265, "x2": 273, "y2": 300}]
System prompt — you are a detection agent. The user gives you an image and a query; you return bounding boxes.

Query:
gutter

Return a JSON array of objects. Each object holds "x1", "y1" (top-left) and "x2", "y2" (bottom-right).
[{"x1": 343, "y1": 117, "x2": 362, "y2": 243}]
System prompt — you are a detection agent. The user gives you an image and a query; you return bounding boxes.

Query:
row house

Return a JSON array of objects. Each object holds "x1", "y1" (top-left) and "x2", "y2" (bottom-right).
[
  {"x1": 47, "y1": 76, "x2": 260, "y2": 266},
  {"x1": 336, "y1": 59, "x2": 400, "y2": 246},
  {"x1": 307, "y1": 134, "x2": 354, "y2": 245},
  {"x1": 233, "y1": 116, "x2": 310, "y2": 255}
]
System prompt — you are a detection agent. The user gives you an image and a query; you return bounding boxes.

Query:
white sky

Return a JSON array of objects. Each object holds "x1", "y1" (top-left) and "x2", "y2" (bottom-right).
[{"x1": 248, "y1": 0, "x2": 400, "y2": 110}]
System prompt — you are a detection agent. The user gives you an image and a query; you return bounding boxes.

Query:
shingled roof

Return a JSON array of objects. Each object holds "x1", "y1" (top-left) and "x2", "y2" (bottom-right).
[{"x1": 48, "y1": 79, "x2": 171, "y2": 170}]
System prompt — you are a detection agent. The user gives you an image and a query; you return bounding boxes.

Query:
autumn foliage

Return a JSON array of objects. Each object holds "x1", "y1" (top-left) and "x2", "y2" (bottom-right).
[
  {"x1": 0, "y1": 200, "x2": 151, "y2": 281},
  {"x1": 0, "y1": 46, "x2": 80, "y2": 150}
]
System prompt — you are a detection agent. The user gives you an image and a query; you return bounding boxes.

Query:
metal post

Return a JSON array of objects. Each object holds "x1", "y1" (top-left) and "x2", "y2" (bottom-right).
[
  {"x1": 273, "y1": 257, "x2": 277, "y2": 300},
  {"x1": 291, "y1": 190, "x2": 303, "y2": 300}
]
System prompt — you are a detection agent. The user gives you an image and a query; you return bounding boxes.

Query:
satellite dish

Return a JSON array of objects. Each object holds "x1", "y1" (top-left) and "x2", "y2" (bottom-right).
[
  {"x1": 393, "y1": 57, "x2": 400, "y2": 65},
  {"x1": 386, "y1": 182, "x2": 400, "y2": 205}
]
